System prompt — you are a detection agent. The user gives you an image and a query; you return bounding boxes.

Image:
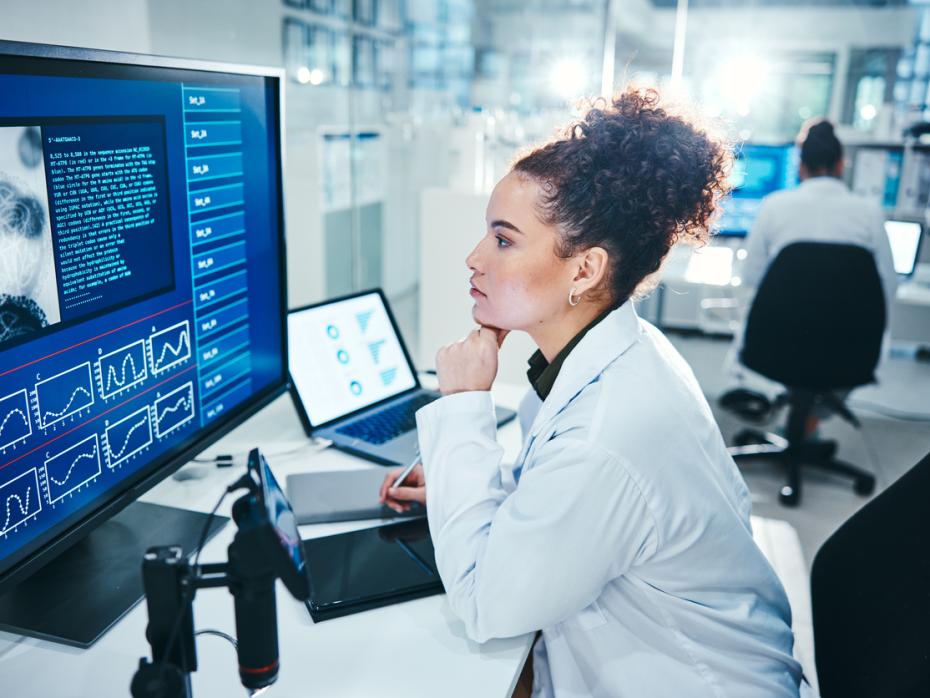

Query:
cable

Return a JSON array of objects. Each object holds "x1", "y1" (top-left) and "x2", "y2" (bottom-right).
[
  {"x1": 190, "y1": 439, "x2": 332, "y2": 467},
  {"x1": 193, "y1": 484, "x2": 236, "y2": 569},
  {"x1": 195, "y1": 629, "x2": 237, "y2": 649},
  {"x1": 190, "y1": 455, "x2": 235, "y2": 466},
  {"x1": 157, "y1": 573, "x2": 196, "y2": 672},
  {"x1": 158, "y1": 475, "x2": 249, "y2": 666},
  {"x1": 848, "y1": 399, "x2": 930, "y2": 423}
]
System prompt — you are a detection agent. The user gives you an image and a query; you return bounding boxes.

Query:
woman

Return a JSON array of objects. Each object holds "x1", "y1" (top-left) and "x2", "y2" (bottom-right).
[
  {"x1": 380, "y1": 89, "x2": 803, "y2": 697},
  {"x1": 725, "y1": 118, "x2": 898, "y2": 423},
  {"x1": 739, "y1": 118, "x2": 896, "y2": 302}
]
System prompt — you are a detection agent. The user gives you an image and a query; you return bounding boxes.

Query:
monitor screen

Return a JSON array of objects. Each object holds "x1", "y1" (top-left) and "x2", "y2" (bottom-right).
[
  {"x1": 288, "y1": 291, "x2": 417, "y2": 427},
  {"x1": 884, "y1": 220, "x2": 923, "y2": 276},
  {"x1": 0, "y1": 43, "x2": 287, "y2": 587},
  {"x1": 716, "y1": 144, "x2": 799, "y2": 237}
]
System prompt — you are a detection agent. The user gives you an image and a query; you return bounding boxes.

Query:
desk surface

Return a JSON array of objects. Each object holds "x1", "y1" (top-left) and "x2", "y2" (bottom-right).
[{"x1": 0, "y1": 380, "x2": 533, "y2": 698}]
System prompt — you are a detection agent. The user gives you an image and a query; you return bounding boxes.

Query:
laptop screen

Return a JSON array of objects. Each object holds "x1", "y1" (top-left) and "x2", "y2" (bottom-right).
[
  {"x1": 884, "y1": 220, "x2": 922, "y2": 276},
  {"x1": 288, "y1": 291, "x2": 417, "y2": 426}
]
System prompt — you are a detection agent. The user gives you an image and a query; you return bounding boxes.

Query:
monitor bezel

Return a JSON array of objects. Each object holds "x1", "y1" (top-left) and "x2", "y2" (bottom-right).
[{"x1": 0, "y1": 40, "x2": 290, "y2": 593}]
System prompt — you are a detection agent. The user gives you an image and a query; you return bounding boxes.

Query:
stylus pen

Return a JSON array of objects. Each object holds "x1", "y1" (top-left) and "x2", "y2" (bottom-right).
[{"x1": 391, "y1": 450, "x2": 421, "y2": 489}]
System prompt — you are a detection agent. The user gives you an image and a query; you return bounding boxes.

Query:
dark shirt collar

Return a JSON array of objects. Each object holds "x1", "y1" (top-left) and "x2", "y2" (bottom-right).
[{"x1": 526, "y1": 309, "x2": 613, "y2": 401}]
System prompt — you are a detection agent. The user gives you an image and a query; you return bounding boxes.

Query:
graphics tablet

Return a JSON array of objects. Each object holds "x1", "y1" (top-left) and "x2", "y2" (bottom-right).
[{"x1": 303, "y1": 518, "x2": 443, "y2": 622}]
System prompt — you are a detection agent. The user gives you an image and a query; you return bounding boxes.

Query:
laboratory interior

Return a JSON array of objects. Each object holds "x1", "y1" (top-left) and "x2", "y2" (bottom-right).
[{"x1": 1, "y1": 0, "x2": 929, "y2": 696}]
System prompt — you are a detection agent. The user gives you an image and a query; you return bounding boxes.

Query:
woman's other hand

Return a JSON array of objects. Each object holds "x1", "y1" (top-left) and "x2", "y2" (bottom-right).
[
  {"x1": 436, "y1": 325, "x2": 509, "y2": 395},
  {"x1": 379, "y1": 463, "x2": 425, "y2": 513}
]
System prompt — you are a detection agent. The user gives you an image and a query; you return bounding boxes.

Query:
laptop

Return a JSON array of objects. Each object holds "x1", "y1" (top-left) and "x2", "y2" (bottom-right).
[
  {"x1": 287, "y1": 289, "x2": 516, "y2": 465},
  {"x1": 884, "y1": 219, "x2": 923, "y2": 277}
]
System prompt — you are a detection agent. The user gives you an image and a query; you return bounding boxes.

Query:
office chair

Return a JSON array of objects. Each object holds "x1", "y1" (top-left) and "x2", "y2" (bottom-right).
[
  {"x1": 725, "y1": 242, "x2": 884, "y2": 506},
  {"x1": 810, "y1": 449, "x2": 930, "y2": 698}
]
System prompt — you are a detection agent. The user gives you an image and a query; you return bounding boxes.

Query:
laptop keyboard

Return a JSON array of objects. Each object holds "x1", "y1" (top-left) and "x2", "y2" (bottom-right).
[{"x1": 335, "y1": 393, "x2": 438, "y2": 445}]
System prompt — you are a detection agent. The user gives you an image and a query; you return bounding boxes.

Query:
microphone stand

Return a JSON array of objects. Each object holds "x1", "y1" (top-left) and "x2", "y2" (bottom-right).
[{"x1": 131, "y1": 475, "x2": 286, "y2": 697}]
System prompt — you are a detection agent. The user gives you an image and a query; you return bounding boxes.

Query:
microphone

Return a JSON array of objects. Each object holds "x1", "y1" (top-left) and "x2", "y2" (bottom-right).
[
  {"x1": 228, "y1": 490, "x2": 281, "y2": 690},
  {"x1": 231, "y1": 575, "x2": 280, "y2": 689}
]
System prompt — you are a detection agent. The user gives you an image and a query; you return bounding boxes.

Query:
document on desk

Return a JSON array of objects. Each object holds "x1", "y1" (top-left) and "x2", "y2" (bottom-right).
[{"x1": 286, "y1": 468, "x2": 423, "y2": 524}]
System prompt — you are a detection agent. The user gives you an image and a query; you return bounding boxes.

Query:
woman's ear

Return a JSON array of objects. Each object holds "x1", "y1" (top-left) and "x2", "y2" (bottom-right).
[{"x1": 573, "y1": 246, "x2": 609, "y2": 295}]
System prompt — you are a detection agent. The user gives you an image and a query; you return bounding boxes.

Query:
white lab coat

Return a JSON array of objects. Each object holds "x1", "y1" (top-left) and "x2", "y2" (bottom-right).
[
  {"x1": 416, "y1": 302, "x2": 802, "y2": 697},
  {"x1": 727, "y1": 175, "x2": 898, "y2": 389},
  {"x1": 739, "y1": 176, "x2": 898, "y2": 315}
]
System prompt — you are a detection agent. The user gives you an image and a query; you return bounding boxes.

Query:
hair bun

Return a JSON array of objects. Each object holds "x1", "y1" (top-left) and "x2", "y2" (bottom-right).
[
  {"x1": 511, "y1": 87, "x2": 731, "y2": 306},
  {"x1": 807, "y1": 120, "x2": 835, "y2": 139},
  {"x1": 799, "y1": 118, "x2": 842, "y2": 174}
]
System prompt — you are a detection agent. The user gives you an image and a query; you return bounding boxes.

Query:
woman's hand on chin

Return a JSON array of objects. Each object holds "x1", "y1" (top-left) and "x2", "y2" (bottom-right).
[{"x1": 436, "y1": 326, "x2": 509, "y2": 395}]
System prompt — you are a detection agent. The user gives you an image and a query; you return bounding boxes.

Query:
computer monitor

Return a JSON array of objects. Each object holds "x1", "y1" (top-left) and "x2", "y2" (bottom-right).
[
  {"x1": 716, "y1": 143, "x2": 799, "y2": 237},
  {"x1": 0, "y1": 41, "x2": 287, "y2": 639},
  {"x1": 884, "y1": 219, "x2": 923, "y2": 276}
]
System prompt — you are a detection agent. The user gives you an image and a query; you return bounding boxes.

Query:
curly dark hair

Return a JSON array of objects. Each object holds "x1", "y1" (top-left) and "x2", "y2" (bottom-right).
[{"x1": 512, "y1": 88, "x2": 732, "y2": 307}]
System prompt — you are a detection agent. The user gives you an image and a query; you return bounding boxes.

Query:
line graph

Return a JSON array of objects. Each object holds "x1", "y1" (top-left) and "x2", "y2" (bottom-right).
[
  {"x1": 35, "y1": 362, "x2": 95, "y2": 429},
  {"x1": 0, "y1": 468, "x2": 42, "y2": 535},
  {"x1": 149, "y1": 321, "x2": 192, "y2": 375},
  {"x1": 43, "y1": 433, "x2": 102, "y2": 504},
  {"x1": 154, "y1": 382, "x2": 195, "y2": 438},
  {"x1": 0, "y1": 389, "x2": 32, "y2": 450},
  {"x1": 97, "y1": 339, "x2": 148, "y2": 399},
  {"x1": 104, "y1": 405, "x2": 153, "y2": 469}
]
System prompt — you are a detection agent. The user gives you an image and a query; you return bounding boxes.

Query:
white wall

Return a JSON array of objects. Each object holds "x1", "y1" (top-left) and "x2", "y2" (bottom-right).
[
  {"x1": 0, "y1": 0, "x2": 151, "y2": 52},
  {"x1": 419, "y1": 187, "x2": 537, "y2": 382},
  {"x1": 146, "y1": 0, "x2": 282, "y2": 68}
]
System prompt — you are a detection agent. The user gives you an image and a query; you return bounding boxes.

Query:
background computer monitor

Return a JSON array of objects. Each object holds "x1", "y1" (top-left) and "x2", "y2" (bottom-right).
[
  {"x1": 0, "y1": 41, "x2": 287, "y2": 607},
  {"x1": 884, "y1": 219, "x2": 923, "y2": 276},
  {"x1": 716, "y1": 143, "x2": 799, "y2": 237}
]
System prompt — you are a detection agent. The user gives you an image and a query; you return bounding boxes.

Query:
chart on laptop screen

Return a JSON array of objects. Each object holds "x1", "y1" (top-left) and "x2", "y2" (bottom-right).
[
  {"x1": 288, "y1": 293, "x2": 417, "y2": 426},
  {"x1": 884, "y1": 220, "x2": 922, "y2": 275}
]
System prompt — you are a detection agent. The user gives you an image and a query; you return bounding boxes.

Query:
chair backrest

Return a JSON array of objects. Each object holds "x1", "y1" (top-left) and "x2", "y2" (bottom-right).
[
  {"x1": 740, "y1": 241, "x2": 885, "y2": 390},
  {"x1": 810, "y1": 449, "x2": 930, "y2": 698}
]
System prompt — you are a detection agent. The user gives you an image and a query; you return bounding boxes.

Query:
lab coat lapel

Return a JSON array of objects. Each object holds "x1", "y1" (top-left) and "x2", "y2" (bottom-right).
[{"x1": 527, "y1": 301, "x2": 642, "y2": 440}]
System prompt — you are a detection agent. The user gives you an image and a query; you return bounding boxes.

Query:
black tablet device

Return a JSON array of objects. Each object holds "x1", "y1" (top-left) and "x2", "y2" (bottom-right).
[{"x1": 302, "y1": 518, "x2": 444, "y2": 622}]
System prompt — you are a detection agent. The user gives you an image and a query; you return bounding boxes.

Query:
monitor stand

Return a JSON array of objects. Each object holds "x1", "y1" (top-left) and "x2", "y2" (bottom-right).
[{"x1": 0, "y1": 501, "x2": 228, "y2": 648}]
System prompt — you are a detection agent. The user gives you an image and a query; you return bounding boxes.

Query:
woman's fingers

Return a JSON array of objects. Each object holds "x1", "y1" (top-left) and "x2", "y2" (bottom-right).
[
  {"x1": 379, "y1": 467, "x2": 403, "y2": 503},
  {"x1": 436, "y1": 325, "x2": 503, "y2": 394},
  {"x1": 382, "y1": 464, "x2": 425, "y2": 512},
  {"x1": 387, "y1": 484, "x2": 426, "y2": 504},
  {"x1": 400, "y1": 463, "x2": 425, "y2": 487}
]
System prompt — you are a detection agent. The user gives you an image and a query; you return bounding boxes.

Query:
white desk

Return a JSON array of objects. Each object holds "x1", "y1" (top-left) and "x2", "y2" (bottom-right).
[
  {"x1": 0, "y1": 380, "x2": 533, "y2": 698},
  {"x1": 0, "y1": 377, "x2": 817, "y2": 696}
]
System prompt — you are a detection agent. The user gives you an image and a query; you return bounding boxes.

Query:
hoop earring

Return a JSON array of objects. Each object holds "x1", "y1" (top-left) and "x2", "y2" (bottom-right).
[{"x1": 568, "y1": 287, "x2": 580, "y2": 306}]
